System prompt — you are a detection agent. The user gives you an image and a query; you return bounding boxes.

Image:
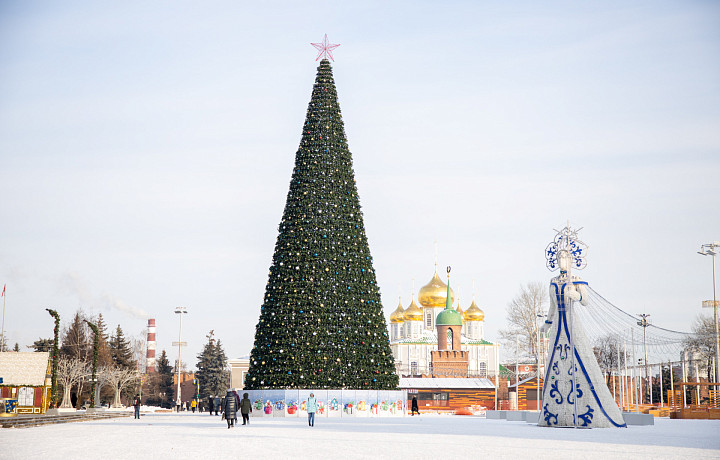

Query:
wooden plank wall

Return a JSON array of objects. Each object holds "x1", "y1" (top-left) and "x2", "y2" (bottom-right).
[
  {"x1": 409, "y1": 388, "x2": 497, "y2": 411},
  {"x1": 517, "y1": 378, "x2": 543, "y2": 411}
]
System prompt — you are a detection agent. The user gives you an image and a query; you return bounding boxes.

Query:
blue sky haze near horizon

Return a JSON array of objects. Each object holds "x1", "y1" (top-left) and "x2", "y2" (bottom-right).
[{"x1": 1, "y1": 1, "x2": 718, "y2": 367}]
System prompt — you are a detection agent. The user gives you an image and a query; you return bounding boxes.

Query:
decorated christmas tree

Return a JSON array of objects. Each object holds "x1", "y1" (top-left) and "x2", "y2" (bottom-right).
[{"x1": 245, "y1": 48, "x2": 397, "y2": 390}]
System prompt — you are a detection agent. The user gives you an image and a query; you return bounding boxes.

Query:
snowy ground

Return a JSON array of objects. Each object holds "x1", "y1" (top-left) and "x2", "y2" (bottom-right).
[{"x1": 4, "y1": 412, "x2": 720, "y2": 459}]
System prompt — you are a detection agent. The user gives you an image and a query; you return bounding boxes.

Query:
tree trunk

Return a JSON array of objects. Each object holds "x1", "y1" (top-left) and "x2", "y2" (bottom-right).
[
  {"x1": 113, "y1": 385, "x2": 122, "y2": 408},
  {"x1": 76, "y1": 380, "x2": 85, "y2": 408},
  {"x1": 60, "y1": 385, "x2": 73, "y2": 408}
]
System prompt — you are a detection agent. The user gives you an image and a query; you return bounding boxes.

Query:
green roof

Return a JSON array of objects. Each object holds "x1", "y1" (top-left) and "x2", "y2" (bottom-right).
[
  {"x1": 436, "y1": 273, "x2": 463, "y2": 326},
  {"x1": 464, "y1": 338, "x2": 494, "y2": 345},
  {"x1": 436, "y1": 308, "x2": 463, "y2": 326}
]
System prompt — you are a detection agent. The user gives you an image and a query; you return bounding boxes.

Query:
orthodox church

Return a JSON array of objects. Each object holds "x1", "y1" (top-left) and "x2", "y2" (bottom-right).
[{"x1": 389, "y1": 266, "x2": 500, "y2": 378}]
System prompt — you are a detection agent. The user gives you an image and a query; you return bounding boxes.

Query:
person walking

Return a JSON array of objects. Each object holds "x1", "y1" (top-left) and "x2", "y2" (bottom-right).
[
  {"x1": 208, "y1": 396, "x2": 214, "y2": 415},
  {"x1": 214, "y1": 396, "x2": 221, "y2": 416},
  {"x1": 411, "y1": 396, "x2": 419, "y2": 416},
  {"x1": 239, "y1": 393, "x2": 252, "y2": 425},
  {"x1": 306, "y1": 393, "x2": 317, "y2": 427},
  {"x1": 232, "y1": 390, "x2": 240, "y2": 424},
  {"x1": 222, "y1": 390, "x2": 237, "y2": 429},
  {"x1": 132, "y1": 394, "x2": 141, "y2": 419},
  {"x1": 191, "y1": 399, "x2": 197, "y2": 413}
]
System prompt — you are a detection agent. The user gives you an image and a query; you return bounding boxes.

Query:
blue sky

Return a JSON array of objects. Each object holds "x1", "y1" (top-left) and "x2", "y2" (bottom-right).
[{"x1": 1, "y1": 1, "x2": 719, "y2": 366}]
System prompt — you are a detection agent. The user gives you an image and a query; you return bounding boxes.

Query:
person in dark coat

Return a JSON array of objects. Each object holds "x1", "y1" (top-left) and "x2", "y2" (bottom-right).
[
  {"x1": 208, "y1": 396, "x2": 214, "y2": 415},
  {"x1": 411, "y1": 396, "x2": 419, "y2": 416},
  {"x1": 239, "y1": 393, "x2": 252, "y2": 425},
  {"x1": 232, "y1": 390, "x2": 240, "y2": 424},
  {"x1": 132, "y1": 394, "x2": 141, "y2": 419},
  {"x1": 223, "y1": 390, "x2": 237, "y2": 428},
  {"x1": 214, "y1": 396, "x2": 221, "y2": 416}
]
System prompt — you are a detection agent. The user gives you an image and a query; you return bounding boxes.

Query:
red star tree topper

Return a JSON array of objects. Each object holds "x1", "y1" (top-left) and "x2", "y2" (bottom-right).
[{"x1": 311, "y1": 34, "x2": 340, "y2": 61}]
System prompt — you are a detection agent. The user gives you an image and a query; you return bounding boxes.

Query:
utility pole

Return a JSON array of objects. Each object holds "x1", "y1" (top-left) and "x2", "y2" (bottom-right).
[
  {"x1": 631, "y1": 329, "x2": 639, "y2": 412},
  {"x1": 516, "y1": 335, "x2": 520, "y2": 389},
  {"x1": 494, "y1": 345, "x2": 499, "y2": 411},
  {"x1": 637, "y1": 314, "x2": 651, "y2": 404},
  {"x1": 682, "y1": 351, "x2": 687, "y2": 407},
  {"x1": 624, "y1": 340, "x2": 630, "y2": 410},
  {"x1": 616, "y1": 342, "x2": 623, "y2": 410},
  {"x1": 698, "y1": 242, "x2": 720, "y2": 384},
  {"x1": 536, "y1": 307, "x2": 546, "y2": 412}
]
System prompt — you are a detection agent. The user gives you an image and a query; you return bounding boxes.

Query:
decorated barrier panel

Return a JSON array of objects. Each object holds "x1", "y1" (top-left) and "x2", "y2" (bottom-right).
[
  {"x1": 0, "y1": 398, "x2": 19, "y2": 417},
  {"x1": 242, "y1": 390, "x2": 406, "y2": 418}
]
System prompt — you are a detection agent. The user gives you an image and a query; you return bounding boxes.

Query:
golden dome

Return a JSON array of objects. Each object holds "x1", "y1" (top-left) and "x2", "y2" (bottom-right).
[
  {"x1": 418, "y1": 269, "x2": 455, "y2": 308},
  {"x1": 464, "y1": 299, "x2": 485, "y2": 321},
  {"x1": 403, "y1": 299, "x2": 423, "y2": 321},
  {"x1": 390, "y1": 299, "x2": 405, "y2": 323},
  {"x1": 455, "y1": 304, "x2": 464, "y2": 316}
]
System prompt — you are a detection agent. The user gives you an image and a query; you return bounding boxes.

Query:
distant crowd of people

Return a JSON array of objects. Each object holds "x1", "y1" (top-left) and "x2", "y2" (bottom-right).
[{"x1": 135, "y1": 390, "x2": 318, "y2": 428}]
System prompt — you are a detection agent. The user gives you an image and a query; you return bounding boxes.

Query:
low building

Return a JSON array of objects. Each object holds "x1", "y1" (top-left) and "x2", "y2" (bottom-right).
[
  {"x1": 171, "y1": 371, "x2": 197, "y2": 406},
  {"x1": 400, "y1": 377, "x2": 496, "y2": 411},
  {"x1": 0, "y1": 352, "x2": 52, "y2": 414},
  {"x1": 508, "y1": 375, "x2": 543, "y2": 410},
  {"x1": 228, "y1": 357, "x2": 250, "y2": 389}
]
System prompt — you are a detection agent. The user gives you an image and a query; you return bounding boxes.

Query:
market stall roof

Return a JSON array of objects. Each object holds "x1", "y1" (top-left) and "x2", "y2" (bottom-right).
[
  {"x1": 0, "y1": 352, "x2": 50, "y2": 386},
  {"x1": 398, "y1": 377, "x2": 495, "y2": 389},
  {"x1": 508, "y1": 375, "x2": 543, "y2": 389}
]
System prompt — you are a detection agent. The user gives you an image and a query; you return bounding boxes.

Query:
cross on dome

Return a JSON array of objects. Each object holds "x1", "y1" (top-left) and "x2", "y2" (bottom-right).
[{"x1": 311, "y1": 34, "x2": 340, "y2": 61}]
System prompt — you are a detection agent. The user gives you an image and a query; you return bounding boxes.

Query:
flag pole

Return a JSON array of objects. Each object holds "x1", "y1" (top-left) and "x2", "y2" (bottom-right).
[{"x1": 1, "y1": 284, "x2": 6, "y2": 352}]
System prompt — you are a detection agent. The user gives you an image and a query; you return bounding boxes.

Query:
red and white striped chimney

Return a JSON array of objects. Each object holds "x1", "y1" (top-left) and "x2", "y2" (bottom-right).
[{"x1": 146, "y1": 318, "x2": 156, "y2": 373}]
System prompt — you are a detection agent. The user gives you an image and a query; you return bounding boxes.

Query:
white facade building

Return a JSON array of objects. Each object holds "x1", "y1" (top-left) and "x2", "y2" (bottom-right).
[{"x1": 389, "y1": 267, "x2": 500, "y2": 377}]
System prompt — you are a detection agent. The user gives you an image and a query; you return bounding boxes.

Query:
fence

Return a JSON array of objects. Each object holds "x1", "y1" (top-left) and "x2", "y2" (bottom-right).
[{"x1": 241, "y1": 389, "x2": 407, "y2": 418}]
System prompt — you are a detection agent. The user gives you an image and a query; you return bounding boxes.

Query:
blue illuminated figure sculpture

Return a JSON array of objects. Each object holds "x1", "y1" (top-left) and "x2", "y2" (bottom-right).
[{"x1": 539, "y1": 226, "x2": 626, "y2": 428}]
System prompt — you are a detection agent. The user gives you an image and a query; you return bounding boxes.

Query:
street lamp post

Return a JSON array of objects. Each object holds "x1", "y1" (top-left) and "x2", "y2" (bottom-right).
[
  {"x1": 697, "y1": 242, "x2": 720, "y2": 384},
  {"x1": 173, "y1": 307, "x2": 188, "y2": 411},
  {"x1": 536, "y1": 308, "x2": 547, "y2": 412},
  {"x1": 637, "y1": 314, "x2": 650, "y2": 404}
]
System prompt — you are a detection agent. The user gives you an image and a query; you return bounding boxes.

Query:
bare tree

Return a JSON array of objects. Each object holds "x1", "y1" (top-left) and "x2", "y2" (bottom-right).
[
  {"x1": 684, "y1": 314, "x2": 715, "y2": 381},
  {"x1": 499, "y1": 282, "x2": 548, "y2": 363},
  {"x1": 131, "y1": 334, "x2": 146, "y2": 373},
  {"x1": 92, "y1": 365, "x2": 115, "y2": 406},
  {"x1": 57, "y1": 357, "x2": 89, "y2": 408},
  {"x1": 593, "y1": 334, "x2": 626, "y2": 385},
  {"x1": 105, "y1": 366, "x2": 141, "y2": 407}
]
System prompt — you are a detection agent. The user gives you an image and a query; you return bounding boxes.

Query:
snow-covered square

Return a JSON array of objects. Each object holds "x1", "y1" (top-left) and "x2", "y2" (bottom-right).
[{"x1": 4, "y1": 412, "x2": 720, "y2": 459}]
